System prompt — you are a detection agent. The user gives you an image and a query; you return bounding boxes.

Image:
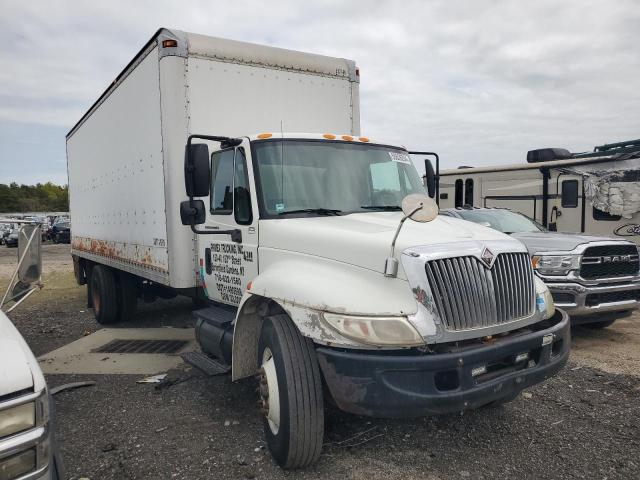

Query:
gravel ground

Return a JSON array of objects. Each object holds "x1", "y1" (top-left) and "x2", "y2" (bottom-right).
[{"x1": 3, "y1": 244, "x2": 640, "y2": 479}]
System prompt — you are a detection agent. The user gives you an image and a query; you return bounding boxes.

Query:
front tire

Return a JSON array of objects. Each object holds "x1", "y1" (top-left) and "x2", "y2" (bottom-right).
[
  {"x1": 257, "y1": 314, "x2": 324, "y2": 469},
  {"x1": 90, "y1": 265, "x2": 119, "y2": 324}
]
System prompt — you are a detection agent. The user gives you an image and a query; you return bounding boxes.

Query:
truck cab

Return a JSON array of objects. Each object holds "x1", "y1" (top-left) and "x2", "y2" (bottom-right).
[{"x1": 184, "y1": 132, "x2": 570, "y2": 468}]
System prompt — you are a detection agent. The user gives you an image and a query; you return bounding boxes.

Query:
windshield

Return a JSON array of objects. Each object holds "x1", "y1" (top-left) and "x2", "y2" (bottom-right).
[
  {"x1": 456, "y1": 209, "x2": 545, "y2": 234},
  {"x1": 253, "y1": 140, "x2": 426, "y2": 216}
]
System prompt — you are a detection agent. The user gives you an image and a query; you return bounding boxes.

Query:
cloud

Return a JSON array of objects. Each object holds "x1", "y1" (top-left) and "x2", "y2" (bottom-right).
[{"x1": 0, "y1": 0, "x2": 639, "y2": 184}]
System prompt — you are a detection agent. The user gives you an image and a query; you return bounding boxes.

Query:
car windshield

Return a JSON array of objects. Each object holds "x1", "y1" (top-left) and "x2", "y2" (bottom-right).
[
  {"x1": 456, "y1": 209, "x2": 545, "y2": 234},
  {"x1": 252, "y1": 140, "x2": 426, "y2": 216}
]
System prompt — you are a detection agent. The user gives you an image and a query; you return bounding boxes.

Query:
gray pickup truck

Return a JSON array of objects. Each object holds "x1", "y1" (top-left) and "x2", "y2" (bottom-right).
[{"x1": 441, "y1": 207, "x2": 640, "y2": 328}]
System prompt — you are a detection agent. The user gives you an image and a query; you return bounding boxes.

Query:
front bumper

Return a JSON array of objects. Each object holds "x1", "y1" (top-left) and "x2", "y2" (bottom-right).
[
  {"x1": 317, "y1": 309, "x2": 570, "y2": 418},
  {"x1": 546, "y1": 279, "x2": 640, "y2": 317}
]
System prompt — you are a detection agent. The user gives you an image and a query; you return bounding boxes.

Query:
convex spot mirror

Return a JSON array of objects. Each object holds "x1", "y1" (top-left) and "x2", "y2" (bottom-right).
[
  {"x1": 180, "y1": 199, "x2": 206, "y2": 226},
  {"x1": 185, "y1": 143, "x2": 210, "y2": 197},
  {"x1": 401, "y1": 193, "x2": 439, "y2": 222}
]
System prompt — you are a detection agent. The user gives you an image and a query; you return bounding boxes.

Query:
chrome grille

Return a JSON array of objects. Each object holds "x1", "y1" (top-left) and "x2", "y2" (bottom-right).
[{"x1": 425, "y1": 253, "x2": 535, "y2": 331}]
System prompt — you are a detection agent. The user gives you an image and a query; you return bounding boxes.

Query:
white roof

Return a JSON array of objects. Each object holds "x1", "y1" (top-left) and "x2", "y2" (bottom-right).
[{"x1": 169, "y1": 29, "x2": 358, "y2": 81}]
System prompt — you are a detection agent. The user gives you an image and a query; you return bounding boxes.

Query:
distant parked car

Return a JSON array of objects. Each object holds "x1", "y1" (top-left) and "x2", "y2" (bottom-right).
[
  {"x1": 5, "y1": 229, "x2": 19, "y2": 247},
  {"x1": 51, "y1": 220, "x2": 71, "y2": 244},
  {"x1": 441, "y1": 207, "x2": 640, "y2": 328}
]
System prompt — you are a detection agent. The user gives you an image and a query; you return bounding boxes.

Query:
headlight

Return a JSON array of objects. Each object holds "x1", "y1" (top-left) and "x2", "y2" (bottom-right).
[
  {"x1": 531, "y1": 254, "x2": 580, "y2": 275},
  {"x1": 0, "y1": 449, "x2": 37, "y2": 480},
  {"x1": 0, "y1": 403, "x2": 35, "y2": 438},
  {"x1": 534, "y1": 276, "x2": 555, "y2": 320},
  {"x1": 323, "y1": 313, "x2": 424, "y2": 347}
]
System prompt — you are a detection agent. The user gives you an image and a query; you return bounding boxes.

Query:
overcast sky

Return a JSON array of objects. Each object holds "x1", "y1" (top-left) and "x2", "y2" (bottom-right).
[{"x1": 1, "y1": 0, "x2": 639, "y2": 185}]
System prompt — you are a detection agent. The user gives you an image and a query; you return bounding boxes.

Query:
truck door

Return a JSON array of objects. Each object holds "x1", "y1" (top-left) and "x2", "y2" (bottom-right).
[
  {"x1": 549, "y1": 173, "x2": 583, "y2": 233},
  {"x1": 198, "y1": 140, "x2": 258, "y2": 306}
]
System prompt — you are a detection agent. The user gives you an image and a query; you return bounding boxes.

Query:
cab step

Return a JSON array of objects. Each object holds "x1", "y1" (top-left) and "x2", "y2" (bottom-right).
[{"x1": 181, "y1": 351, "x2": 230, "y2": 376}]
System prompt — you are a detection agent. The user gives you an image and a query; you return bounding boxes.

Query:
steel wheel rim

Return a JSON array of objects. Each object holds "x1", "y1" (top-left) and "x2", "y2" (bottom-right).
[{"x1": 259, "y1": 347, "x2": 280, "y2": 435}]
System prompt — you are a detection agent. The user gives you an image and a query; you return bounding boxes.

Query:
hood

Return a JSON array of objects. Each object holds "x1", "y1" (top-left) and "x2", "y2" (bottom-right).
[
  {"x1": 259, "y1": 212, "x2": 513, "y2": 275},
  {"x1": 510, "y1": 231, "x2": 626, "y2": 254},
  {"x1": 0, "y1": 310, "x2": 44, "y2": 396}
]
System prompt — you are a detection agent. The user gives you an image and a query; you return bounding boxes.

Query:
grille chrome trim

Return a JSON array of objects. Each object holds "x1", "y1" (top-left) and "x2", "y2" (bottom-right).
[{"x1": 425, "y1": 252, "x2": 535, "y2": 332}]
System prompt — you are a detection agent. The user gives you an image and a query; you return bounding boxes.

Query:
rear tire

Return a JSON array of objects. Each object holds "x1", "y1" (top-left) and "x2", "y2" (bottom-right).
[
  {"x1": 116, "y1": 272, "x2": 138, "y2": 322},
  {"x1": 257, "y1": 314, "x2": 324, "y2": 469},
  {"x1": 90, "y1": 265, "x2": 119, "y2": 324}
]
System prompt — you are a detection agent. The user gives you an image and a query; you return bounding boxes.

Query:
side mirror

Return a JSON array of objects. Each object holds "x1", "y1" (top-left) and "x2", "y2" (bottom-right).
[
  {"x1": 185, "y1": 143, "x2": 210, "y2": 197},
  {"x1": 180, "y1": 200, "x2": 206, "y2": 226},
  {"x1": 424, "y1": 159, "x2": 436, "y2": 198},
  {"x1": 18, "y1": 224, "x2": 42, "y2": 285}
]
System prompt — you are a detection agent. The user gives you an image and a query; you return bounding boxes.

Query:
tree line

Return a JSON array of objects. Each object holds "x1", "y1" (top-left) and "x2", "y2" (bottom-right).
[{"x1": 0, "y1": 183, "x2": 69, "y2": 213}]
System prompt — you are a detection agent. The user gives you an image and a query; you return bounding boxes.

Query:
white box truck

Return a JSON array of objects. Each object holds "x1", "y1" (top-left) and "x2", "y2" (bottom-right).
[{"x1": 67, "y1": 29, "x2": 570, "y2": 468}]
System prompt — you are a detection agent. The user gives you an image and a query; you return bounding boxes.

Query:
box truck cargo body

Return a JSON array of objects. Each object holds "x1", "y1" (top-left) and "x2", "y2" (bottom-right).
[
  {"x1": 67, "y1": 29, "x2": 570, "y2": 469},
  {"x1": 67, "y1": 28, "x2": 360, "y2": 289}
]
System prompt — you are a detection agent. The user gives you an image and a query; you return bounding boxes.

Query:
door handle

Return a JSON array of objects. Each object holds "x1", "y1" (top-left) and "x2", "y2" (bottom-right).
[{"x1": 205, "y1": 247, "x2": 212, "y2": 275}]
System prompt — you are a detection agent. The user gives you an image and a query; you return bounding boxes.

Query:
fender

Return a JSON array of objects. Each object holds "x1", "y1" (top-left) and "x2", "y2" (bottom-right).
[{"x1": 231, "y1": 253, "x2": 418, "y2": 380}]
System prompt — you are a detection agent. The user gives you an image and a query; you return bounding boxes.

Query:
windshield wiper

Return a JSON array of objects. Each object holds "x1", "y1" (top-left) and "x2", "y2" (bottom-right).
[
  {"x1": 278, "y1": 208, "x2": 342, "y2": 216},
  {"x1": 360, "y1": 205, "x2": 402, "y2": 211}
]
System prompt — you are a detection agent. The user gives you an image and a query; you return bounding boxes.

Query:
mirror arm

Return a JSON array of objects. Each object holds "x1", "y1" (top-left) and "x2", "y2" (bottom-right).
[{"x1": 384, "y1": 205, "x2": 422, "y2": 278}]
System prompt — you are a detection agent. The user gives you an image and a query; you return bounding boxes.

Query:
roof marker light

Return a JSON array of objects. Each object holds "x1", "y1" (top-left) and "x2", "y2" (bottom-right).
[
  {"x1": 359, "y1": 137, "x2": 369, "y2": 142},
  {"x1": 162, "y1": 39, "x2": 178, "y2": 48},
  {"x1": 257, "y1": 133, "x2": 273, "y2": 139},
  {"x1": 342, "y1": 135, "x2": 353, "y2": 141},
  {"x1": 323, "y1": 133, "x2": 336, "y2": 140}
]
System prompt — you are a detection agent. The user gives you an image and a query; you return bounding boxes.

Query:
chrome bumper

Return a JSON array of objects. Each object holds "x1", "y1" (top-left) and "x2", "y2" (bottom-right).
[{"x1": 545, "y1": 279, "x2": 640, "y2": 317}]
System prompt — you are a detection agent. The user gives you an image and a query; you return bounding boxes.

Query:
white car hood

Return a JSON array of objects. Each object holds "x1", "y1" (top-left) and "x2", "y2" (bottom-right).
[
  {"x1": 259, "y1": 212, "x2": 514, "y2": 275},
  {"x1": 0, "y1": 311, "x2": 44, "y2": 396}
]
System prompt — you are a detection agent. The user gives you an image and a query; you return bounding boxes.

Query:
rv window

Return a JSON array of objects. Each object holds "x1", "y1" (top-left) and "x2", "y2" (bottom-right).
[
  {"x1": 455, "y1": 179, "x2": 463, "y2": 208},
  {"x1": 210, "y1": 149, "x2": 235, "y2": 215},
  {"x1": 465, "y1": 179, "x2": 474, "y2": 206},
  {"x1": 593, "y1": 206, "x2": 621, "y2": 221},
  {"x1": 561, "y1": 180, "x2": 578, "y2": 208}
]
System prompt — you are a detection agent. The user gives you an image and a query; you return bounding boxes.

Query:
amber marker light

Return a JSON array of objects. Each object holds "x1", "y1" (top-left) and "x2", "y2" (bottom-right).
[
  {"x1": 358, "y1": 137, "x2": 369, "y2": 142},
  {"x1": 162, "y1": 39, "x2": 178, "y2": 48},
  {"x1": 341, "y1": 135, "x2": 353, "y2": 141},
  {"x1": 257, "y1": 133, "x2": 273, "y2": 139},
  {"x1": 323, "y1": 133, "x2": 336, "y2": 140}
]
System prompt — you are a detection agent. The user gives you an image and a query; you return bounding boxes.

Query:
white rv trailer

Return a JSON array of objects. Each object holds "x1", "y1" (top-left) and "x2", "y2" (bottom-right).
[{"x1": 438, "y1": 142, "x2": 640, "y2": 245}]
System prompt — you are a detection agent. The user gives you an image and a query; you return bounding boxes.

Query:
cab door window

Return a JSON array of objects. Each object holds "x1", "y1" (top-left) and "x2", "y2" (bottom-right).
[{"x1": 210, "y1": 148, "x2": 253, "y2": 224}]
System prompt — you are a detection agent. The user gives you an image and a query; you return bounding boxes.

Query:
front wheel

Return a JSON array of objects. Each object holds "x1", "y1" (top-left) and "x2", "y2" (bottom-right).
[{"x1": 257, "y1": 314, "x2": 324, "y2": 469}]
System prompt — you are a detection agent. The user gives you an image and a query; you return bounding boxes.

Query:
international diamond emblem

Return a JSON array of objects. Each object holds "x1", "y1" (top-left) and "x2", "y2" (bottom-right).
[{"x1": 481, "y1": 247, "x2": 495, "y2": 268}]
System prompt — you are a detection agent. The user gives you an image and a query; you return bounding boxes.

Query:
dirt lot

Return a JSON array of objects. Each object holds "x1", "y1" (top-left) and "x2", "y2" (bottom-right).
[{"x1": 3, "y1": 244, "x2": 640, "y2": 479}]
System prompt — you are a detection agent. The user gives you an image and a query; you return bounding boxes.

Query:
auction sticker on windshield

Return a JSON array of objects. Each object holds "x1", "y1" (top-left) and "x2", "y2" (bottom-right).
[{"x1": 388, "y1": 151, "x2": 411, "y2": 164}]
